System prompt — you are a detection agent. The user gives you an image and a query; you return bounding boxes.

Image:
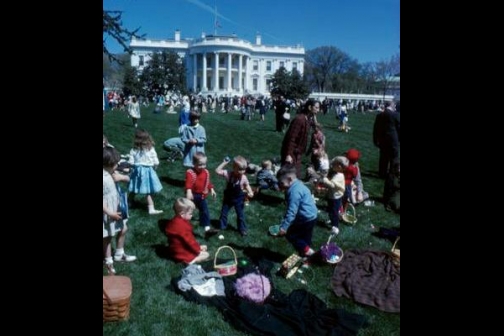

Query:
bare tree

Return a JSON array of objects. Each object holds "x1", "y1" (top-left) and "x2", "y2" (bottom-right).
[
  {"x1": 103, "y1": 10, "x2": 144, "y2": 63},
  {"x1": 375, "y1": 52, "x2": 400, "y2": 99},
  {"x1": 304, "y1": 46, "x2": 352, "y2": 92}
]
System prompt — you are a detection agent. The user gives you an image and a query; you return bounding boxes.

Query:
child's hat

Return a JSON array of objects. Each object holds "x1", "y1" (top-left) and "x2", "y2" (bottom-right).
[{"x1": 345, "y1": 148, "x2": 360, "y2": 163}]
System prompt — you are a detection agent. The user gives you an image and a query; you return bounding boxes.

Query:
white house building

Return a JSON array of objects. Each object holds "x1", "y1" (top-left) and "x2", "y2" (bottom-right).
[{"x1": 130, "y1": 30, "x2": 305, "y2": 97}]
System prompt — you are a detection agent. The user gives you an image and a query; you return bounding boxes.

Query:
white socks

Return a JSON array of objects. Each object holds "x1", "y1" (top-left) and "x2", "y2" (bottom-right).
[
  {"x1": 115, "y1": 248, "x2": 124, "y2": 257},
  {"x1": 105, "y1": 257, "x2": 113, "y2": 265},
  {"x1": 305, "y1": 248, "x2": 315, "y2": 256},
  {"x1": 148, "y1": 205, "x2": 163, "y2": 215}
]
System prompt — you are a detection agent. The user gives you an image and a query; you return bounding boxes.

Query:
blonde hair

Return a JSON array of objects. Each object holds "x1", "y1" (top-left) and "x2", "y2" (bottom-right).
[
  {"x1": 233, "y1": 155, "x2": 248, "y2": 170},
  {"x1": 173, "y1": 197, "x2": 195, "y2": 215},
  {"x1": 261, "y1": 159, "x2": 272, "y2": 169},
  {"x1": 331, "y1": 156, "x2": 349, "y2": 168},
  {"x1": 193, "y1": 152, "x2": 207, "y2": 165}
]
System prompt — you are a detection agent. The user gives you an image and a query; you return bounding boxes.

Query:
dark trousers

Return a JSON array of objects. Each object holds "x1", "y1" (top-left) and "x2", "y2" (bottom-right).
[
  {"x1": 219, "y1": 198, "x2": 246, "y2": 232},
  {"x1": 193, "y1": 193, "x2": 210, "y2": 228},
  {"x1": 285, "y1": 218, "x2": 317, "y2": 255},
  {"x1": 327, "y1": 198, "x2": 342, "y2": 228},
  {"x1": 378, "y1": 144, "x2": 399, "y2": 178}
]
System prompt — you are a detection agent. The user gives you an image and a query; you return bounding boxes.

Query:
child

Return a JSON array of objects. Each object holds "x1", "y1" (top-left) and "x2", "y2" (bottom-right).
[
  {"x1": 128, "y1": 129, "x2": 164, "y2": 215},
  {"x1": 215, "y1": 155, "x2": 254, "y2": 236},
  {"x1": 306, "y1": 123, "x2": 326, "y2": 171},
  {"x1": 276, "y1": 164, "x2": 319, "y2": 257},
  {"x1": 185, "y1": 152, "x2": 219, "y2": 238},
  {"x1": 128, "y1": 96, "x2": 141, "y2": 128},
  {"x1": 305, "y1": 147, "x2": 330, "y2": 184},
  {"x1": 345, "y1": 148, "x2": 369, "y2": 204},
  {"x1": 320, "y1": 156, "x2": 348, "y2": 232},
  {"x1": 103, "y1": 147, "x2": 137, "y2": 275},
  {"x1": 181, "y1": 111, "x2": 207, "y2": 168},
  {"x1": 255, "y1": 159, "x2": 280, "y2": 193},
  {"x1": 165, "y1": 198, "x2": 210, "y2": 264}
]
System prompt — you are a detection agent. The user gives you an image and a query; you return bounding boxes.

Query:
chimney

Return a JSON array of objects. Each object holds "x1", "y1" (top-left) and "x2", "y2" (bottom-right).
[
  {"x1": 255, "y1": 33, "x2": 261, "y2": 45},
  {"x1": 175, "y1": 29, "x2": 180, "y2": 42}
]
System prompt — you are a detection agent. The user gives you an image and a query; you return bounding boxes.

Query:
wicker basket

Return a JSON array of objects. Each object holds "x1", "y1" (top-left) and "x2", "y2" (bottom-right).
[
  {"x1": 320, "y1": 234, "x2": 344, "y2": 264},
  {"x1": 391, "y1": 237, "x2": 400, "y2": 265},
  {"x1": 214, "y1": 245, "x2": 238, "y2": 276},
  {"x1": 103, "y1": 275, "x2": 132, "y2": 322},
  {"x1": 341, "y1": 203, "x2": 357, "y2": 225}
]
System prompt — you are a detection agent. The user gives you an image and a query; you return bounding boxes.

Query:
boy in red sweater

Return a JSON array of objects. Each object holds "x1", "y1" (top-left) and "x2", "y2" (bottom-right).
[
  {"x1": 165, "y1": 198, "x2": 210, "y2": 264},
  {"x1": 185, "y1": 152, "x2": 218, "y2": 238}
]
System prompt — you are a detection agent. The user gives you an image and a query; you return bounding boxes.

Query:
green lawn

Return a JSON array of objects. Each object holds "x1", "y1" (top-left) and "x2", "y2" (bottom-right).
[{"x1": 103, "y1": 104, "x2": 400, "y2": 335}]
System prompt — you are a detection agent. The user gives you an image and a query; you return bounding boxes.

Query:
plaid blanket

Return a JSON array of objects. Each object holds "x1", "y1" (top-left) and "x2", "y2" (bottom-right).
[{"x1": 331, "y1": 249, "x2": 400, "y2": 313}]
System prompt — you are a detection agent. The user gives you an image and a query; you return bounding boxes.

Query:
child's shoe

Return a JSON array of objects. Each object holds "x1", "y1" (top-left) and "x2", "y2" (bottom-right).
[
  {"x1": 105, "y1": 262, "x2": 116, "y2": 275},
  {"x1": 114, "y1": 253, "x2": 137, "y2": 262}
]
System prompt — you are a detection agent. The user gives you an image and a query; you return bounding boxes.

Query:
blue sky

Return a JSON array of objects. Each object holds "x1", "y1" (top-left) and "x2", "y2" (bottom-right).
[{"x1": 103, "y1": 0, "x2": 399, "y2": 64}]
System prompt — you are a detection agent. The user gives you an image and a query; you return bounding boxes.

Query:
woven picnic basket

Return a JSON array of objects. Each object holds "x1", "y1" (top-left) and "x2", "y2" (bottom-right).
[
  {"x1": 341, "y1": 203, "x2": 357, "y2": 225},
  {"x1": 103, "y1": 275, "x2": 132, "y2": 322},
  {"x1": 214, "y1": 245, "x2": 238, "y2": 276}
]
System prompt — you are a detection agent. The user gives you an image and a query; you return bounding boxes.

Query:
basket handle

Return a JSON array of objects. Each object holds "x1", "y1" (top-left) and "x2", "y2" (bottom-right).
[
  {"x1": 391, "y1": 236, "x2": 400, "y2": 251},
  {"x1": 326, "y1": 233, "x2": 335, "y2": 245},
  {"x1": 213, "y1": 245, "x2": 237, "y2": 268},
  {"x1": 346, "y1": 203, "x2": 355, "y2": 216}
]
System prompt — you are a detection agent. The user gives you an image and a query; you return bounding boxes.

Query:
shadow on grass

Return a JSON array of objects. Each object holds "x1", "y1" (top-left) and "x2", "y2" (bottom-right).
[
  {"x1": 227, "y1": 243, "x2": 288, "y2": 264},
  {"x1": 152, "y1": 243, "x2": 171, "y2": 260},
  {"x1": 160, "y1": 176, "x2": 186, "y2": 188},
  {"x1": 255, "y1": 192, "x2": 285, "y2": 206}
]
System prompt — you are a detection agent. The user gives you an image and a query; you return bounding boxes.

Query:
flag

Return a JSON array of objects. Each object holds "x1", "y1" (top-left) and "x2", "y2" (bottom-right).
[{"x1": 215, "y1": 21, "x2": 222, "y2": 28}]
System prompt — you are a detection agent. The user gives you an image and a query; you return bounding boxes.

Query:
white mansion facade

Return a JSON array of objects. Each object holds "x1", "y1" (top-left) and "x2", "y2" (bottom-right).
[{"x1": 130, "y1": 30, "x2": 305, "y2": 96}]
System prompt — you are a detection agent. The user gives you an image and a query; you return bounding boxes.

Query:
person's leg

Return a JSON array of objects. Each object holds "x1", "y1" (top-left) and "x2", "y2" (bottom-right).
[
  {"x1": 378, "y1": 147, "x2": 390, "y2": 179},
  {"x1": 285, "y1": 219, "x2": 316, "y2": 256},
  {"x1": 103, "y1": 236, "x2": 115, "y2": 274},
  {"x1": 188, "y1": 251, "x2": 210, "y2": 264},
  {"x1": 327, "y1": 199, "x2": 340, "y2": 228},
  {"x1": 194, "y1": 194, "x2": 210, "y2": 228},
  {"x1": 147, "y1": 194, "x2": 163, "y2": 214},
  {"x1": 219, "y1": 202, "x2": 231, "y2": 230},
  {"x1": 235, "y1": 200, "x2": 247, "y2": 235},
  {"x1": 114, "y1": 222, "x2": 137, "y2": 262}
]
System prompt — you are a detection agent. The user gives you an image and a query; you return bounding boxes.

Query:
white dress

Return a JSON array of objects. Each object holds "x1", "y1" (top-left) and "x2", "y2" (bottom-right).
[
  {"x1": 103, "y1": 169, "x2": 124, "y2": 238},
  {"x1": 128, "y1": 101, "x2": 141, "y2": 119}
]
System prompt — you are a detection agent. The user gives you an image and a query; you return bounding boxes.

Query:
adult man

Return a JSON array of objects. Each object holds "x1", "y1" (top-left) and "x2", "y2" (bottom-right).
[{"x1": 373, "y1": 101, "x2": 400, "y2": 178}]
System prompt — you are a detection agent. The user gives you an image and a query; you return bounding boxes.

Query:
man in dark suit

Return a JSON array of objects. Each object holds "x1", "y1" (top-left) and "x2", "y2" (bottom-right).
[{"x1": 373, "y1": 101, "x2": 400, "y2": 179}]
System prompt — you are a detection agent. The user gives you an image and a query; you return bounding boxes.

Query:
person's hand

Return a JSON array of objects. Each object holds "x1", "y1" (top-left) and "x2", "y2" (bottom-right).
[
  {"x1": 186, "y1": 190, "x2": 194, "y2": 200},
  {"x1": 356, "y1": 192, "x2": 363, "y2": 202},
  {"x1": 285, "y1": 155, "x2": 293, "y2": 164},
  {"x1": 109, "y1": 211, "x2": 122, "y2": 221},
  {"x1": 200, "y1": 245, "x2": 208, "y2": 252},
  {"x1": 278, "y1": 228, "x2": 286, "y2": 236},
  {"x1": 210, "y1": 189, "x2": 217, "y2": 198}
]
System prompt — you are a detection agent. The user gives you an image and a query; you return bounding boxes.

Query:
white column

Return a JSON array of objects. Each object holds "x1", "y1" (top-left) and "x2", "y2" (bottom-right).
[
  {"x1": 202, "y1": 52, "x2": 207, "y2": 91},
  {"x1": 193, "y1": 54, "x2": 197, "y2": 92},
  {"x1": 227, "y1": 53, "x2": 232, "y2": 91},
  {"x1": 243, "y1": 57, "x2": 250, "y2": 93},
  {"x1": 238, "y1": 54, "x2": 243, "y2": 94},
  {"x1": 259, "y1": 59, "x2": 263, "y2": 93},
  {"x1": 214, "y1": 52, "x2": 219, "y2": 91}
]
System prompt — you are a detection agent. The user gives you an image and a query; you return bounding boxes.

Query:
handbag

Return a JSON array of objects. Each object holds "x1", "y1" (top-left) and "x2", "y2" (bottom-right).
[{"x1": 116, "y1": 184, "x2": 129, "y2": 219}]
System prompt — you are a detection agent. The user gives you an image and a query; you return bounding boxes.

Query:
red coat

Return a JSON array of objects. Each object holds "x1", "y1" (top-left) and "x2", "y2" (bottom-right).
[{"x1": 165, "y1": 215, "x2": 201, "y2": 263}]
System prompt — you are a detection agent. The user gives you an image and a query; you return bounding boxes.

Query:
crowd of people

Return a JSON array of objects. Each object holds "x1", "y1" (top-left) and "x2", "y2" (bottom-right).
[{"x1": 103, "y1": 94, "x2": 400, "y2": 273}]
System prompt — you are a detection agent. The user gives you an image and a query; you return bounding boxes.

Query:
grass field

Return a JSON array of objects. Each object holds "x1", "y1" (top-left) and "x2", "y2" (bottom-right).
[{"x1": 103, "y1": 104, "x2": 400, "y2": 335}]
